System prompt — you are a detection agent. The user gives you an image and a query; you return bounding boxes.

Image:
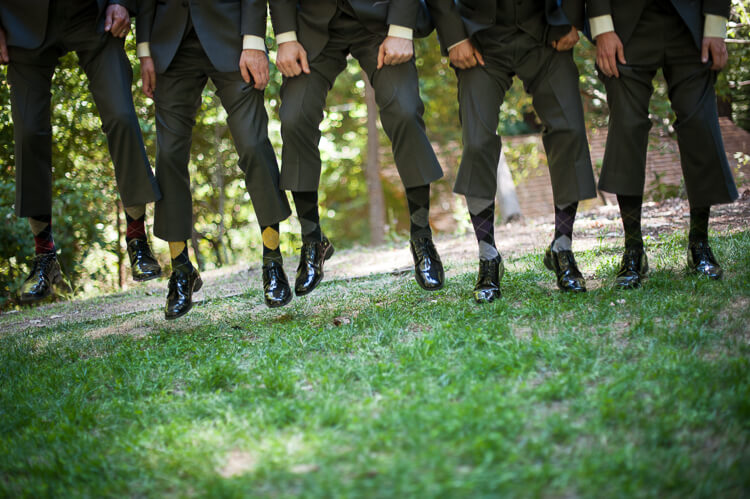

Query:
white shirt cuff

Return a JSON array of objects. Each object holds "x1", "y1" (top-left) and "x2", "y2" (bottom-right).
[
  {"x1": 276, "y1": 31, "x2": 298, "y2": 44},
  {"x1": 242, "y1": 35, "x2": 266, "y2": 51},
  {"x1": 136, "y1": 42, "x2": 151, "y2": 58},
  {"x1": 388, "y1": 25, "x2": 413, "y2": 40},
  {"x1": 590, "y1": 15, "x2": 615, "y2": 40},
  {"x1": 447, "y1": 38, "x2": 468, "y2": 52},
  {"x1": 704, "y1": 14, "x2": 727, "y2": 39}
]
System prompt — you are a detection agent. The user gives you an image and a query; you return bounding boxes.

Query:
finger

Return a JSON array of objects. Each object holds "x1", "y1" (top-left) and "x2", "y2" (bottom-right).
[
  {"x1": 474, "y1": 48, "x2": 485, "y2": 66},
  {"x1": 616, "y1": 43, "x2": 626, "y2": 65},
  {"x1": 104, "y1": 11, "x2": 114, "y2": 31},
  {"x1": 291, "y1": 61, "x2": 302, "y2": 77},
  {"x1": 240, "y1": 61, "x2": 251, "y2": 84},
  {"x1": 701, "y1": 40, "x2": 710, "y2": 64},
  {"x1": 300, "y1": 51, "x2": 310, "y2": 74},
  {"x1": 377, "y1": 44, "x2": 385, "y2": 69},
  {"x1": 0, "y1": 44, "x2": 8, "y2": 64}
]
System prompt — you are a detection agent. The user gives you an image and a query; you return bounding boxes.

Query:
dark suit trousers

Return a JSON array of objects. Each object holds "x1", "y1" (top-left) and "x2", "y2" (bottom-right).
[
  {"x1": 7, "y1": 0, "x2": 160, "y2": 217},
  {"x1": 152, "y1": 29, "x2": 290, "y2": 242},
  {"x1": 597, "y1": 2, "x2": 738, "y2": 207},
  {"x1": 278, "y1": 10, "x2": 443, "y2": 191},
  {"x1": 454, "y1": 28, "x2": 596, "y2": 205}
]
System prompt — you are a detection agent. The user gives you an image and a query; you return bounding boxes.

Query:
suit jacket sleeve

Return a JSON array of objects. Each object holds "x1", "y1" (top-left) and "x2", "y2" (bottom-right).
[
  {"x1": 559, "y1": 0, "x2": 584, "y2": 29},
  {"x1": 703, "y1": 0, "x2": 730, "y2": 18},
  {"x1": 585, "y1": 0, "x2": 611, "y2": 19},
  {"x1": 136, "y1": 0, "x2": 155, "y2": 44},
  {"x1": 269, "y1": 0, "x2": 298, "y2": 34},
  {"x1": 386, "y1": 0, "x2": 419, "y2": 30},
  {"x1": 425, "y1": 0, "x2": 467, "y2": 52},
  {"x1": 243, "y1": 0, "x2": 268, "y2": 37},
  {"x1": 109, "y1": 0, "x2": 137, "y2": 15}
]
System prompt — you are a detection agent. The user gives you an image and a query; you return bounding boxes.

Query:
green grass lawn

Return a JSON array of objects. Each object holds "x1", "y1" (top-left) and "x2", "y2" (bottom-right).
[{"x1": 2, "y1": 230, "x2": 749, "y2": 497}]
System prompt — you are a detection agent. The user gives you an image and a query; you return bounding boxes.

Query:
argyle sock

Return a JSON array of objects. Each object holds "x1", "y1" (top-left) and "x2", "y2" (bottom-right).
[
  {"x1": 124, "y1": 205, "x2": 147, "y2": 242},
  {"x1": 169, "y1": 241, "x2": 193, "y2": 272},
  {"x1": 292, "y1": 191, "x2": 322, "y2": 243},
  {"x1": 406, "y1": 184, "x2": 432, "y2": 240},
  {"x1": 466, "y1": 196, "x2": 499, "y2": 261},
  {"x1": 30, "y1": 215, "x2": 56, "y2": 255},
  {"x1": 617, "y1": 194, "x2": 644, "y2": 251},
  {"x1": 688, "y1": 206, "x2": 710, "y2": 245},
  {"x1": 261, "y1": 224, "x2": 283, "y2": 265},
  {"x1": 552, "y1": 202, "x2": 578, "y2": 252}
]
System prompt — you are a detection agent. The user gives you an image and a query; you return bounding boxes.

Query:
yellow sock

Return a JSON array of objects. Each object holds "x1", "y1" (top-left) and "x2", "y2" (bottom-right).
[{"x1": 169, "y1": 241, "x2": 186, "y2": 260}]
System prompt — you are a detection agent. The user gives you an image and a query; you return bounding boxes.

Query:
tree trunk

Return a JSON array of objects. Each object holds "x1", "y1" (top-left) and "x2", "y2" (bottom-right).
[
  {"x1": 215, "y1": 124, "x2": 228, "y2": 266},
  {"x1": 116, "y1": 201, "x2": 127, "y2": 289},
  {"x1": 495, "y1": 150, "x2": 522, "y2": 222},
  {"x1": 363, "y1": 72, "x2": 386, "y2": 246}
]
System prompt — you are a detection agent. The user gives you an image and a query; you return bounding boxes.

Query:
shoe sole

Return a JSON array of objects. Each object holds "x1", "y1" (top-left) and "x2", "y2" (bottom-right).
[
  {"x1": 295, "y1": 243, "x2": 335, "y2": 297},
  {"x1": 266, "y1": 292, "x2": 293, "y2": 308},
  {"x1": 133, "y1": 270, "x2": 163, "y2": 283},
  {"x1": 165, "y1": 277, "x2": 203, "y2": 320}
]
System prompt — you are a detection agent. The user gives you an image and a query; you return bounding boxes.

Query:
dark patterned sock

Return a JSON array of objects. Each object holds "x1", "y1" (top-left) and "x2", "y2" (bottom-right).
[
  {"x1": 552, "y1": 202, "x2": 578, "y2": 251},
  {"x1": 169, "y1": 241, "x2": 194, "y2": 272},
  {"x1": 406, "y1": 184, "x2": 432, "y2": 240},
  {"x1": 124, "y1": 205, "x2": 147, "y2": 242},
  {"x1": 30, "y1": 216, "x2": 56, "y2": 255},
  {"x1": 466, "y1": 196, "x2": 499, "y2": 260},
  {"x1": 292, "y1": 191, "x2": 322, "y2": 243},
  {"x1": 617, "y1": 194, "x2": 644, "y2": 250},
  {"x1": 688, "y1": 206, "x2": 710, "y2": 245},
  {"x1": 261, "y1": 223, "x2": 283, "y2": 264}
]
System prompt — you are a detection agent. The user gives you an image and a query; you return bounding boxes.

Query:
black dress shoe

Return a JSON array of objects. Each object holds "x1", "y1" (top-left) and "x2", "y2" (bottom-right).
[
  {"x1": 687, "y1": 240, "x2": 723, "y2": 280},
  {"x1": 615, "y1": 247, "x2": 648, "y2": 289},
  {"x1": 20, "y1": 252, "x2": 63, "y2": 304},
  {"x1": 410, "y1": 237, "x2": 444, "y2": 291},
  {"x1": 165, "y1": 265, "x2": 202, "y2": 320},
  {"x1": 543, "y1": 246, "x2": 586, "y2": 292},
  {"x1": 295, "y1": 236, "x2": 335, "y2": 296},
  {"x1": 127, "y1": 238, "x2": 162, "y2": 282},
  {"x1": 263, "y1": 261, "x2": 292, "y2": 308},
  {"x1": 474, "y1": 255, "x2": 504, "y2": 303}
]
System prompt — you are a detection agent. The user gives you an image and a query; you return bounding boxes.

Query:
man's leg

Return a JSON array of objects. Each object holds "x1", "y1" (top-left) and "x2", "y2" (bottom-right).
[
  {"x1": 211, "y1": 70, "x2": 294, "y2": 307},
  {"x1": 7, "y1": 54, "x2": 66, "y2": 303},
  {"x1": 278, "y1": 47, "x2": 346, "y2": 296},
  {"x1": 76, "y1": 32, "x2": 163, "y2": 281},
  {"x1": 663, "y1": 40, "x2": 738, "y2": 279},
  {"x1": 518, "y1": 45, "x2": 595, "y2": 291},
  {"x1": 354, "y1": 43, "x2": 445, "y2": 290}
]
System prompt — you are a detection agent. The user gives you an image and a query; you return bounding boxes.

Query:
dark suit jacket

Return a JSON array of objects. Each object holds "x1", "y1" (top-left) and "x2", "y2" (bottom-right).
[
  {"x1": 136, "y1": 0, "x2": 267, "y2": 73},
  {"x1": 0, "y1": 0, "x2": 135, "y2": 49},
  {"x1": 586, "y1": 0, "x2": 730, "y2": 48},
  {"x1": 428, "y1": 0, "x2": 584, "y2": 54},
  {"x1": 270, "y1": 0, "x2": 433, "y2": 62}
]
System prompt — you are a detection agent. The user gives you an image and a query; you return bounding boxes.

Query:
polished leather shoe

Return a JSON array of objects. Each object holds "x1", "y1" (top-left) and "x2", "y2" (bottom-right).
[
  {"x1": 263, "y1": 261, "x2": 292, "y2": 308},
  {"x1": 687, "y1": 240, "x2": 723, "y2": 280},
  {"x1": 295, "y1": 236, "x2": 335, "y2": 296},
  {"x1": 474, "y1": 255, "x2": 504, "y2": 303},
  {"x1": 615, "y1": 247, "x2": 648, "y2": 289},
  {"x1": 20, "y1": 252, "x2": 63, "y2": 304},
  {"x1": 165, "y1": 266, "x2": 202, "y2": 320},
  {"x1": 410, "y1": 237, "x2": 444, "y2": 291},
  {"x1": 543, "y1": 246, "x2": 586, "y2": 292},
  {"x1": 127, "y1": 238, "x2": 162, "y2": 282}
]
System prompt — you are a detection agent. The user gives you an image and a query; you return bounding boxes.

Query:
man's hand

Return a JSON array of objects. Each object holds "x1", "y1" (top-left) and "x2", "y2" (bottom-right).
[
  {"x1": 595, "y1": 31, "x2": 626, "y2": 78},
  {"x1": 104, "y1": 4, "x2": 130, "y2": 38},
  {"x1": 139, "y1": 56, "x2": 156, "y2": 98},
  {"x1": 240, "y1": 49, "x2": 270, "y2": 90},
  {"x1": 448, "y1": 39, "x2": 484, "y2": 69},
  {"x1": 377, "y1": 36, "x2": 413, "y2": 69},
  {"x1": 0, "y1": 26, "x2": 9, "y2": 64},
  {"x1": 552, "y1": 26, "x2": 579, "y2": 51},
  {"x1": 702, "y1": 36, "x2": 728, "y2": 71},
  {"x1": 276, "y1": 41, "x2": 309, "y2": 78}
]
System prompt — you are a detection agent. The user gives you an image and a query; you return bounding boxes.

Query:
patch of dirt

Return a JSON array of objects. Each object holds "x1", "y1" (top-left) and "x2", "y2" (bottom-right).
[
  {"x1": 2, "y1": 197, "x2": 748, "y2": 336},
  {"x1": 218, "y1": 450, "x2": 258, "y2": 478}
]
